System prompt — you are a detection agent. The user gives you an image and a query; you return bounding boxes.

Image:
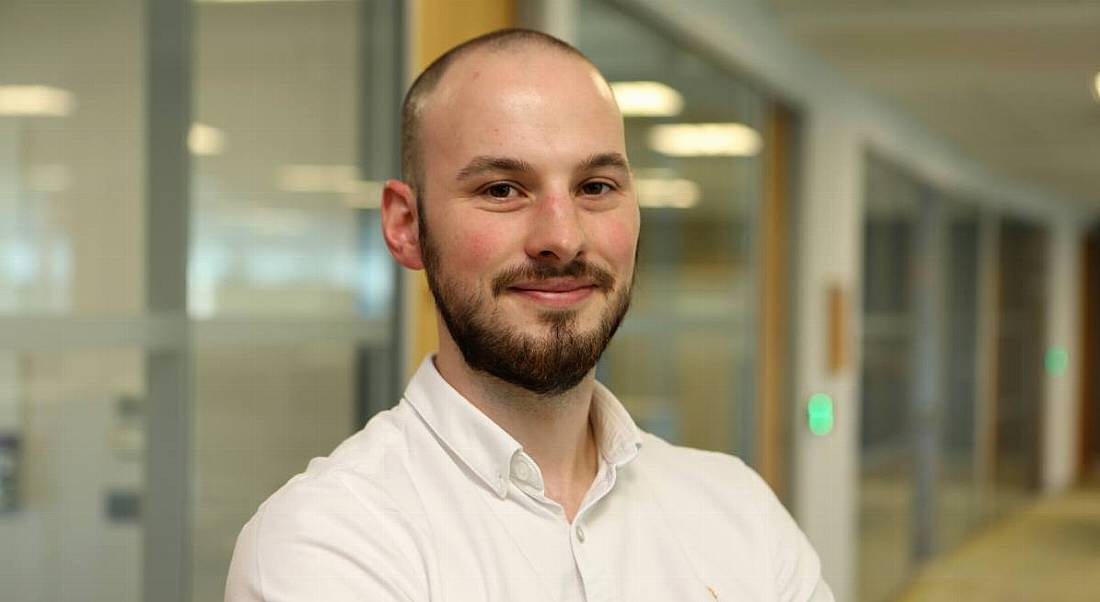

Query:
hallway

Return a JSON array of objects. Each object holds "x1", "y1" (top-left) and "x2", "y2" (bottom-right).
[{"x1": 898, "y1": 487, "x2": 1100, "y2": 602}]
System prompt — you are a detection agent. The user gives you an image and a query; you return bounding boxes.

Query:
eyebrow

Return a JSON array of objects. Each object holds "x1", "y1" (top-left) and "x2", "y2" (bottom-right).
[
  {"x1": 579, "y1": 152, "x2": 630, "y2": 173},
  {"x1": 454, "y1": 152, "x2": 631, "y2": 183},
  {"x1": 455, "y1": 156, "x2": 535, "y2": 182}
]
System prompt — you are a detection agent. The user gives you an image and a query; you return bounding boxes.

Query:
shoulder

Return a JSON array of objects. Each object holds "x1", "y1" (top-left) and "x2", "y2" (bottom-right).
[
  {"x1": 630, "y1": 433, "x2": 832, "y2": 602},
  {"x1": 225, "y1": 402, "x2": 430, "y2": 601},
  {"x1": 246, "y1": 399, "x2": 429, "y2": 531},
  {"x1": 633, "y1": 431, "x2": 775, "y2": 509}
]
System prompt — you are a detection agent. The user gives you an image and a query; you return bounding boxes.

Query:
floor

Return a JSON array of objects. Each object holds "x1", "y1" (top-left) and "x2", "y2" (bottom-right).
[
  {"x1": 857, "y1": 459, "x2": 1026, "y2": 602},
  {"x1": 896, "y1": 487, "x2": 1100, "y2": 602}
]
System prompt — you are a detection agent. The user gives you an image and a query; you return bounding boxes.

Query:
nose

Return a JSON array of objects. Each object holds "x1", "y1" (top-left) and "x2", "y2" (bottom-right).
[{"x1": 524, "y1": 189, "x2": 586, "y2": 264}]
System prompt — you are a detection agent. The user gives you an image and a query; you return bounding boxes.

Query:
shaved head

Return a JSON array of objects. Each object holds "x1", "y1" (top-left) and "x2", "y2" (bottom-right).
[{"x1": 400, "y1": 28, "x2": 599, "y2": 197}]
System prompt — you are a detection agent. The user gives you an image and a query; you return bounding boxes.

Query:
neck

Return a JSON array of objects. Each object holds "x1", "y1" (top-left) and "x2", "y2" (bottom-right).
[{"x1": 434, "y1": 336, "x2": 599, "y2": 522}]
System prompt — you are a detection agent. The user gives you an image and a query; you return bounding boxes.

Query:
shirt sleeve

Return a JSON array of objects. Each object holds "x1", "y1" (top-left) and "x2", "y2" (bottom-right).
[
  {"x1": 224, "y1": 471, "x2": 428, "y2": 602},
  {"x1": 757, "y1": 471, "x2": 834, "y2": 602}
]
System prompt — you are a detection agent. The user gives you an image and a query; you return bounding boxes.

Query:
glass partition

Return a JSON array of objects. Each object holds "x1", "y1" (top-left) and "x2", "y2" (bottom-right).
[
  {"x1": 1, "y1": 1, "x2": 148, "y2": 600},
  {"x1": 0, "y1": 1, "x2": 403, "y2": 601},
  {"x1": 0, "y1": 348, "x2": 146, "y2": 601},
  {"x1": 859, "y1": 153, "x2": 1047, "y2": 601},
  {"x1": 0, "y1": 0, "x2": 145, "y2": 315},
  {"x1": 578, "y1": 0, "x2": 772, "y2": 461},
  {"x1": 993, "y1": 218, "x2": 1047, "y2": 514},
  {"x1": 859, "y1": 156, "x2": 920, "y2": 602},
  {"x1": 937, "y1": 209, "x2": 983, "y2": 553},
  {"x1": 191, "y1": 0, "x2": 393, "y2": 319},
  {"x1": 189, "y1": 1, "x2": 401, "y2": 599}
]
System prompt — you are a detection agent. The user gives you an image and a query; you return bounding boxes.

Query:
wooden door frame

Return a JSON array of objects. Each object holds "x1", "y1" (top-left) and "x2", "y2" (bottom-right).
[{"x1": 1078, "y1": 227, "x2": 1099, "y2": 480}]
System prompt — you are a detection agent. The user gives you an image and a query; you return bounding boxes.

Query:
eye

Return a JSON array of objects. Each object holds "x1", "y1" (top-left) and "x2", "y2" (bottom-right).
[
  {"x1": 580, "y1": 181, "x2": 614, "y2": 196},
  {"x1": 484, "y1": 182, "x2": 520, "y2": 199}
]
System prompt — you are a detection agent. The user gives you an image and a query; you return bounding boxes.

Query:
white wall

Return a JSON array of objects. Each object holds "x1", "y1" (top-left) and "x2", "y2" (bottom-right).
[{"x1": 1042, "y1": 217, "x2": 1084, "y2": 494}]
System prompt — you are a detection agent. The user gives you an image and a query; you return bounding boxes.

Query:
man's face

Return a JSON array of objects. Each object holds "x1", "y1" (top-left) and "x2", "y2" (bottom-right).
[{"x1": 416, "y1": 47, "x2": 640, "y2": 395}]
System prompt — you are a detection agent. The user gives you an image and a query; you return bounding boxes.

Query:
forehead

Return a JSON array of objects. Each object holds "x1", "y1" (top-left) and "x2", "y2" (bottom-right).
[{"x1": 417, "y1": 46, "x2": 624, "y2": 176}]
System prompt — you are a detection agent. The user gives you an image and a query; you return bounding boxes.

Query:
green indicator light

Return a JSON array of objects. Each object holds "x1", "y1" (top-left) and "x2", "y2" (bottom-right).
[
  {"x1": 807, "y1": 393, "x2": 835, "y2": 436},
  {"x1": 1045, "y1": 346, "x2": 1069, "y2": 377}
]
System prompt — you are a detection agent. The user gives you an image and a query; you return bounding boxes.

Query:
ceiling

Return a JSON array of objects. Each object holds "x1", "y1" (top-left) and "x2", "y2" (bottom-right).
[{"x1": 765, "y1": 0, "x2": 1100, "y2": 209}]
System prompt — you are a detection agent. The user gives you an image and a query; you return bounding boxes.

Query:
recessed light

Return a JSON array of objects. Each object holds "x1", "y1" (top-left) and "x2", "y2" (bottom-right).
[
  {"x1": 648, "y1": 123, "x2": 763, "y2": 157},
  {"x1": 609, "y1": 81, "x2": 684, "y2": 117},
  {"x1": 634, "y1": 176, "x2": 701, "y2": 209},
  {"x1": 189, "y1": 123, "x2": 226, "y2": 156},
  {"x1": 0, "y1": 86, "x2": 74, "y2": 116}
]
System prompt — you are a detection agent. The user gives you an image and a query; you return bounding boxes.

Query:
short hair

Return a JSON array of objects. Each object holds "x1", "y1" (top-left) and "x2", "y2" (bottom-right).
[{"x1": 400, "y1": 28, "x2": 593, "y2": 197}]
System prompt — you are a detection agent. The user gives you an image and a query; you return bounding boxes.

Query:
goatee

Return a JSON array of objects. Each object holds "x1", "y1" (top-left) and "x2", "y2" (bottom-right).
[{"x1": 422, "y1": 239, "x2": 632, "y2": 396}]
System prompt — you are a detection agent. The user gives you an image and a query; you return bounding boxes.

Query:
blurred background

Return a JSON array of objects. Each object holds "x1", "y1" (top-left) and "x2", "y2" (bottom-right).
[{"x1": 0, "y1": 0, "x2": 1097, "y2": 600}]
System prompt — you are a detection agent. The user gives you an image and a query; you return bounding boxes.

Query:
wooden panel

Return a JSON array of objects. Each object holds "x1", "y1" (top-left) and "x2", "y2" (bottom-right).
[
  {"x1": 827, "y1": 285, "x2": 848, "y2": 375},
  {"x1": 1079, "y1": 229, "x2": 1099, "y2": 479},
  {"x1": 407, "y1": 0, "x2": 515, "y2": 373},
  {"x1": 416, "y1": 0, "x2": 515, "y2": 69},
  {"x1": 757, "y1": 104, "x2": 794, "y2": 494}
]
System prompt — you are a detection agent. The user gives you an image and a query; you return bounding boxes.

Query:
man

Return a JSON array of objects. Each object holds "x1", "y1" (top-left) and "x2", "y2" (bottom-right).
[{"x1": 226, "y1": 29, "x2": 831, "y2": 601}]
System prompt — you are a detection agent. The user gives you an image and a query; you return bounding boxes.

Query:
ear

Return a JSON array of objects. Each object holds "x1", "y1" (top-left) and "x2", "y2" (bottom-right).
[{"x1": 381, "y1": 178, "x2": 425, "y2": 270}]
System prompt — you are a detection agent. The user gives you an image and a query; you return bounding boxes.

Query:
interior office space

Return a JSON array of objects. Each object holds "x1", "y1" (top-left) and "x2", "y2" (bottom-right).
[{"x1": 1, "y1": 1, "x2": 1096, "y2": 601}]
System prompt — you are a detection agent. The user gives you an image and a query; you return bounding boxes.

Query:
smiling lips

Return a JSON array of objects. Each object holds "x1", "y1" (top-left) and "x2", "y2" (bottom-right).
[{"x1": 507, "y1": 278, "x2": 600, "y2": 308}]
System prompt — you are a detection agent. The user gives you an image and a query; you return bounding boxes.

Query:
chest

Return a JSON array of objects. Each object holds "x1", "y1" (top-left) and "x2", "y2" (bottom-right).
[{"x1": 413, "y1": 474, "x2": 774, "y2": 602}]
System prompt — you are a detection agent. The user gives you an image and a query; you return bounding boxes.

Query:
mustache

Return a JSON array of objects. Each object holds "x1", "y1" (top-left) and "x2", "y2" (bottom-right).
[{"x1": 491, "y1": 259, "x2": 616, "y2": 297}]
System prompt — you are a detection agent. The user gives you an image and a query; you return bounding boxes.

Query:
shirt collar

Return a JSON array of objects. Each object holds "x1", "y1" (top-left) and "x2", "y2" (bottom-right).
[
  {"x1": 403, "y1": 356, "x2": 643, "y2": 498},
  {"x1": 590, "y1": 379, "x2": 643, "y2": 467}
]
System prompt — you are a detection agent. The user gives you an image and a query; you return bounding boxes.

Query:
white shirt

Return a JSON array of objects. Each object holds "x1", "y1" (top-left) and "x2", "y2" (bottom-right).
[{"x1": 226, "y1": 357, "x2": 832, "y2": 601}]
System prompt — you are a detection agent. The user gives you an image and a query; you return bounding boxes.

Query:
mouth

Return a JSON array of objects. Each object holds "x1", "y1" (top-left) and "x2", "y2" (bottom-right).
[{"x1": 506, "y1": 278, "x2": 601, "y2": 309}]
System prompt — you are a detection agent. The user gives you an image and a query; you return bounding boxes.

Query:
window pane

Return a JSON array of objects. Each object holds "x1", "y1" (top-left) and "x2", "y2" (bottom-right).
[
  {"x1": 937, "y1": 210, "x2": 982, "y2": 553},
  {"x1": 859, "y1": 156, "x2": 919, "y2": 602},
  {"x1": 191, "y1": 341, "x2": 375, "y2": 601},
  {"x1": 191, "y1": 0, "x2": 394, "y2": 319},
  {"x1": 0, "y1": 0, "x2": 145, "y2": 315},
  {"x1": 0, "y1": 348, "x2": 145, "y2": 602},
  {"x1": 994, "y1": 218, "x2": 1047, "y2": 512},
  {"x1": 579, "y1": 0, "x2": 766, "y2": 458},
  {"x1": 189, "y1": 2, "x2": 401, "y2": 598}
]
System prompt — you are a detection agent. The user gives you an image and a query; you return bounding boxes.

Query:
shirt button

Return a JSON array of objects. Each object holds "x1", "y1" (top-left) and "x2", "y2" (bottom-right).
[
  {"x1": 514, "y1": 462, "x2": 531, "y2": 481},
  {"x1": 575, "y1": 525, "x2": 586, "y2": 543}
]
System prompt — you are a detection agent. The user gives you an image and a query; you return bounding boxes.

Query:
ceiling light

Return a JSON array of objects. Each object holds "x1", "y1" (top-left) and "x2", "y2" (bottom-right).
[
  {"x1": 0, "y1": 86, "x2": 74, "y2": 116},
  {"x1": 648, "y1": 123, "x2": 763, "y2": 157},
  {"x1": 278, "y1": 164, "x2": 359, "y2": 193},
  {"x1": 277, "y1": 164, "x2": 382, "y2": 208},
  {"x1": 189, "y1": 123, "x2": 226, "y2": 156},
  {"x1": 344, "y1": 180, "x2": 383, "y2": 209},
  {"x1": 1093, "y1": 72, "x2": 1100, "y2": 102},
  {"x1": 609, "y1": 81, "x2": 684, "y2": 117},
  {"x1": 196, "y1": 0, "x2": 327, "y2": 3},
  {"x1": 634, "y1": 176, "x2": 700, "y2": 209}
]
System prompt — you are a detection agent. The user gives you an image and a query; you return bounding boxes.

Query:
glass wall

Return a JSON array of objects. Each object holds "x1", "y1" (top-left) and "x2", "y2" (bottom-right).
[
  {"x1": 1, "y1": 0, "x2": 147, "y2": 599},
  {"x1": 859, "y1": 157, "x2": 920, "y2": 602},
  {"x1": 577, "y1": 0, "x2": 782, "y2": 466},
  {"x1": 993, "y1": 218, "x2": 1047, "y2": 512},
  {"x1": 189, "y1": 2, "x2": 400, "y2": 599},
  {"x1": 0, "y1": 1, "x2": 403, "y2": 601},
  {"x1": 859, "y1": 153, "x2": 1048, "y2": 601},
  {"x1": 0, "y1": 0, "x2": 146, "y2": 317}
]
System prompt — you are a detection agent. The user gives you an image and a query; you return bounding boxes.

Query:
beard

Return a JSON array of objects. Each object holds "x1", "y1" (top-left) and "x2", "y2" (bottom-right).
[{"x1": 420, "y1": 228, "x2": 633, "y2": 396}]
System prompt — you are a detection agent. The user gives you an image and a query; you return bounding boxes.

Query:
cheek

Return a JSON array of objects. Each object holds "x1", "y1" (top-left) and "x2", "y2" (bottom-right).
[
  {"x1": 447, "y1": 223, "x2": 512, "y2": 272},
  {"x1": 593, "y1": 212, "x2": 640, "y2": 267}
]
